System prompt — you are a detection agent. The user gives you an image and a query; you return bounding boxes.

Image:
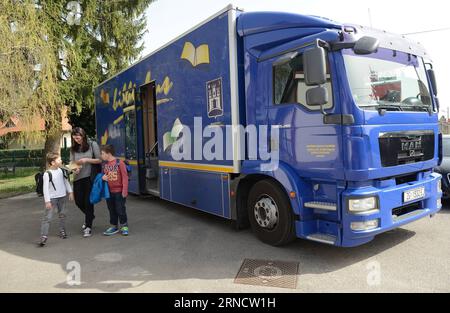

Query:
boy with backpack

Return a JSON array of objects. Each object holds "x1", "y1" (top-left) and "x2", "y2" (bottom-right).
[
  {"x1": 39, "y1": 153, "x2": 74, "y2": 247},
  {"x1": 100, "y1": 145, "x2": 130, "y2": 236}
]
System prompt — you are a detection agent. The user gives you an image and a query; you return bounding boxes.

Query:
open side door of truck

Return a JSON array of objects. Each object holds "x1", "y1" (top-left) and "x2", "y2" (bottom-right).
[{"x1": 140, "y1": 82, "x2": 159, "y2": 196}]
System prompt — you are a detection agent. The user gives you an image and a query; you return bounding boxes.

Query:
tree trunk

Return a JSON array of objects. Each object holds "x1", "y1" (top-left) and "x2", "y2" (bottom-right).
[
  {"x1": 42, "y1": 131, "x2": 61, "y2": 170},
  {"x1": 42, "y1": 110, "x2": 62, "y2": 170}
]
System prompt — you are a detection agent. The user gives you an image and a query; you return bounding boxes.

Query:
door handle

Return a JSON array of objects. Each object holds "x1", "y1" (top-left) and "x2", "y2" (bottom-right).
[{"x1": 274, "y1": 124, "x2": 292, "y2": 129}]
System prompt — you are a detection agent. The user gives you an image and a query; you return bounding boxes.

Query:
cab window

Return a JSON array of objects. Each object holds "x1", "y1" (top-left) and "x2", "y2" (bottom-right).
[{"x1": 273, "y1": 53, "x2": 333, "y2": 110}]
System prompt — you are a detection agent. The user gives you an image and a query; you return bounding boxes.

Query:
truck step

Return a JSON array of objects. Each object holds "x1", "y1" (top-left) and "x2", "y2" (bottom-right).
[
  {"x1": 304, "y1": 202, "x2": 337, "y2": 211},
  {"x1": 306, "y1": 234, "x2": 337, "y2": 245},
  {"x1": 145, "y1": 188, "x2": 160, "y2": 197}
]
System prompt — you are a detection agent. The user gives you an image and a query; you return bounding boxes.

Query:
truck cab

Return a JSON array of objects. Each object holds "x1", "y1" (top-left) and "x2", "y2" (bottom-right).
[{"x1": 237, "y1": 12, "x2": 442, "y2": 247}]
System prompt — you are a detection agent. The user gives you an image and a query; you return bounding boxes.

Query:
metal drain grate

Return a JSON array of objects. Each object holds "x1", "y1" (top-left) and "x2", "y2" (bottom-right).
[{"x1": 234, "y1": 259, "x2": 299, "y2": 289}]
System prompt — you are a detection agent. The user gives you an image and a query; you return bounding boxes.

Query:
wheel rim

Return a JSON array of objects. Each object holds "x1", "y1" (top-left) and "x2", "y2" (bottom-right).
[{"x1": 254, "y1": 195, "x2": 279, "y2": 230}]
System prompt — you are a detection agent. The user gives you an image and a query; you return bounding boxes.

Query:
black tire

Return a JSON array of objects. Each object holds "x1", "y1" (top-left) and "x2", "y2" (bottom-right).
[{"x1": 247, "y1": 179, "x2": 296, "y2": 246}]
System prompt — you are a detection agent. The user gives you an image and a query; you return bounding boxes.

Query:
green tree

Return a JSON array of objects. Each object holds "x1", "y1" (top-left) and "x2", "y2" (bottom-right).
[
  {"x1": 1, "y1": 0, "x2": 154, "y2": 160},
  {"x1": 41, "y1": 0, "x2": 155, "y2": 142},
  {"x1": 0, "y1": 0, "x2": 61, "y2": 151}
]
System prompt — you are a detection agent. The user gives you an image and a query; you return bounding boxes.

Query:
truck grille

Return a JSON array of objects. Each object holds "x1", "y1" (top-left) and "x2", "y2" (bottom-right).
[
  {"x1": 392, "y1": 202, "x2": 421, "y2": 218},
  {"x1": 379, "y1": 131, "x2": 434, "y2": 167}
]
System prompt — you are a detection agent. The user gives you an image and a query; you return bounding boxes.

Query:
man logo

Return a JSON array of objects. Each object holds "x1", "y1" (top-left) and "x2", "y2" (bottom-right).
[{"x1": 401, "y1": 138, "x2": 422, "y2": 152}]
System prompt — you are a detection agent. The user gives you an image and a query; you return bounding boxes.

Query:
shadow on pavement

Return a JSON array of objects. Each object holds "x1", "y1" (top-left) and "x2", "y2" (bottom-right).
[{"x1": 0, "y1": 193, "x2": 416, "y2": 292}]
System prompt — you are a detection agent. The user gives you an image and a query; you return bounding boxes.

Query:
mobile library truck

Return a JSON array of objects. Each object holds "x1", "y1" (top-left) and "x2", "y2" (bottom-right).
[{"x1": 95, "y1": 5, "x2": 442, "y2": 247}]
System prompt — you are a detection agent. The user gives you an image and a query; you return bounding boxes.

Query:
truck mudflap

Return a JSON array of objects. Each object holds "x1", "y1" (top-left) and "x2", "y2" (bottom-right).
[{"x1": 340, "y1": 172, "x2": 442, "y2": 247}]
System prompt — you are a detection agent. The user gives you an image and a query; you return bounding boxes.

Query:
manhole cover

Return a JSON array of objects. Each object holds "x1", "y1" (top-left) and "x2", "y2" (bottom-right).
[{"x1": 234, "y1": 259, "x2": 299, "y2": 289}]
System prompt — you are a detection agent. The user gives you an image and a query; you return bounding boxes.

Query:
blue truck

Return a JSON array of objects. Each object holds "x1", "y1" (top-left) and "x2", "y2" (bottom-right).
[{"x1": 95, "y1": 5, "x2": 443, "y2": 247}]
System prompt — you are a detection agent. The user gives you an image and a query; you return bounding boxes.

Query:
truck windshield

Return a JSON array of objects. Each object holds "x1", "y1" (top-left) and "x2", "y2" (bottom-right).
[{"x1": 343, "y1": 48, "x2": 432, "y2": 112}]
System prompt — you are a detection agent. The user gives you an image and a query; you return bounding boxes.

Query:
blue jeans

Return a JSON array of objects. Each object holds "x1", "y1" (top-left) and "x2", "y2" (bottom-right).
[{"x1": 106, "y1": 193, "x2": 128, "y2": 227}]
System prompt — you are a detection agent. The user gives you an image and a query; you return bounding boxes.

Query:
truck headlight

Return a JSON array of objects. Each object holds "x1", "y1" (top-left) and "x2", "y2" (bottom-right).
[
  {"x1": 438, "y1": 180, "x2": 442, "y2": 193},
  {"x1": 351, "y1": 220, "x2": 379, "y2": 231},
  {"x1": 349, "y1": 197, "x2": 378, "y2": 214}
]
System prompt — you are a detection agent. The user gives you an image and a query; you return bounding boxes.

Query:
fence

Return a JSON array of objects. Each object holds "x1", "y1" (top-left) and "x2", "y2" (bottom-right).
[
  {"x1": 0, "y1": 149, "x2": 70, "y2": 168},
  {"x1": 0, "y1": 149, "x2": 70, "y2": 199}
]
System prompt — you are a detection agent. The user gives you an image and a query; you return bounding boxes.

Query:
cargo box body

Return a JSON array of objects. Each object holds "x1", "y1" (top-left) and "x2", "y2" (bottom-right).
[{"x1": 95, "y1": 6, "x2": 242, "y2": 217}]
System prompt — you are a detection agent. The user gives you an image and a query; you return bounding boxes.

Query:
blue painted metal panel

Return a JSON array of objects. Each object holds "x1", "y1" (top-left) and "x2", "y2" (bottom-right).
[
  {"x1": 237, "y1": 12, "x2": 341, "y2": 37},
  {"x1": 168, "y1": 169, "x2": 231, "y2": 218}
]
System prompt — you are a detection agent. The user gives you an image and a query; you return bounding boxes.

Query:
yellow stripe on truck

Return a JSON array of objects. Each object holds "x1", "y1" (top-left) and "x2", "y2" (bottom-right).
[
  {"x1": 117, "y1": 158, "x2": 139, "y2": 166},
  {"x1": 159, "y1": 161, "x2": 234, "y2": 173}
]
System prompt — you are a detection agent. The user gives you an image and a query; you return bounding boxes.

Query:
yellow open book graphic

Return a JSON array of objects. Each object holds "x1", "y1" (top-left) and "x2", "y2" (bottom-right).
[{"x1": 181, "y1": 42, "x2": 210, "y2": 67}]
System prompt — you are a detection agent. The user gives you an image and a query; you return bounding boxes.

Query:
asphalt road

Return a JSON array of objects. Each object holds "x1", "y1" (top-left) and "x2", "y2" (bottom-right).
[{"x1": 0, "y1": 192, "x2": 449, "y2": 293}]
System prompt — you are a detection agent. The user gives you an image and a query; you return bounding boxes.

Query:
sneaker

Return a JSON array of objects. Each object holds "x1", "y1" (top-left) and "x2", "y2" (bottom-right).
[
  {"x1": 121, "y1": 227, "x2": 129, "y2": 236},
  {"x1": 38, "y1": 236, "x2": 48, "y2": 247},
  {"x1": 81, "y1": 224, "x2": 87, "y2": 231},
  {"x1": 83, "y1": 227, "x2": 92, "y2": 238},
  {"x1": 103, "y1": 227, "x2": 120, "y2": 236},
  {"x1": 59, "y1": 229, "x2": 68, "y2": 239}
]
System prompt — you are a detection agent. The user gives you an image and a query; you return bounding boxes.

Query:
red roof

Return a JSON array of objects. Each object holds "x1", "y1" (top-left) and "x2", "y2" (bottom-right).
[{"x1": 0, "y1": 109, "x2": 72, "y2": 136}]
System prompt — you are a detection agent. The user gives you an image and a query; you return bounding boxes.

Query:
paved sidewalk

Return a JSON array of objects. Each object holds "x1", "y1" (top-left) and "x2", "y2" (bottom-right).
[{"x1": 0, "y1": 193, "x2": 449, "y2": 292}]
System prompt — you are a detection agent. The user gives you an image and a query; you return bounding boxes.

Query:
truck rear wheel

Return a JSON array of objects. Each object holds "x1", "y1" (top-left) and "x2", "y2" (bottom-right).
[{"x1": 247, "y1": 180, "x2": 296, "y2": 246}]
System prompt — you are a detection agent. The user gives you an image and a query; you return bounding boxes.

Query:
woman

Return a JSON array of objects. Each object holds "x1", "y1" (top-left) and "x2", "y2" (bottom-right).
[{"x1": 70, "y1": 127, "x2": 102, "y2": 238}]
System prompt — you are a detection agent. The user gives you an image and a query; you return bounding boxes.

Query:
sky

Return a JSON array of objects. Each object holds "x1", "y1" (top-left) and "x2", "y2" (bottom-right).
[{"x1": 142, "y1": 0, "x2": 450, "y2": 117}]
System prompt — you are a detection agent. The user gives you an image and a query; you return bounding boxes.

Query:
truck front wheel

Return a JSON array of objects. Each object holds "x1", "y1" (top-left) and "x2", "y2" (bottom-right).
[{"x1": 247, "y1": 180, "x2": 296, "y2": 246}]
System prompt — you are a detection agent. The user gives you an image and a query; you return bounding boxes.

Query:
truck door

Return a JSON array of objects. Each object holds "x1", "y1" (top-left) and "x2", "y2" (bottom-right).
[
  {"x1": 140, "y1": 82, "x2": 159, "y2": 195},
  {"x1": 262, "y1": 47, "x2": 345, "y2": 185}
]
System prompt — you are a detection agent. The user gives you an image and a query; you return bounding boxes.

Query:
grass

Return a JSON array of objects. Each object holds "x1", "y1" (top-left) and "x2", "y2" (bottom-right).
[
  {"x1": 0, "y1": 168, "x2": 39, "y2": 199},
  {"x1": 0, "y1": 167, "x2": 39, "y2": 180}
]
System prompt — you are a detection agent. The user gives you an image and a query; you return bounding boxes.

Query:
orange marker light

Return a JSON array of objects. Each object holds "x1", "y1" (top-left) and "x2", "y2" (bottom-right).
[{"x1": 290, "y1": 192, "x2": 296, "y2": 199}]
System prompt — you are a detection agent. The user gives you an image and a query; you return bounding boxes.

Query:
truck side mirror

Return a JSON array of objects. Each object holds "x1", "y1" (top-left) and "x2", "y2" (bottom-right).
[
  {"x1": 303, "y1": 46, "x2": 327, "y2": 86},
  {"x1": 306, "y1": 86, "x2": 329, "y2": 107},
  {"x1": 303, "y1": 46, "x2": 329, "y2": 110},
  {"x1": 427, "y1": 69, "x2": 438, "y2": 96},
  {"x1": 353, "y1": 36, "x2": 379, "y2": 55}
]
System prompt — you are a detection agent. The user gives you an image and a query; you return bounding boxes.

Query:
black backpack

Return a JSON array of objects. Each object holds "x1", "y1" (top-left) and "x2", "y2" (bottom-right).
[{"x1": 35, "y1": 168, "x2": 70, "y2": 197}]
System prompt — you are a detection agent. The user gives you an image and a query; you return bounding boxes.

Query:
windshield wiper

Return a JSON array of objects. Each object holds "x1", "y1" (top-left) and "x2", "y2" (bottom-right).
[
  {"x1": 376, "y1": 104, "x2": 403, "y2": 114},
  {"x1": 359, "y1": 101, "x2": 432, "y2": 115},
  {"x1": 405, "y1": 104, "x2": 432, "y2": 113},
  {"x1": 358, "y1": 103, "x2": 401, "y2": 109},
  {"x1": 357, "y1": 103, "x2": 403, "y2": 115}
]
